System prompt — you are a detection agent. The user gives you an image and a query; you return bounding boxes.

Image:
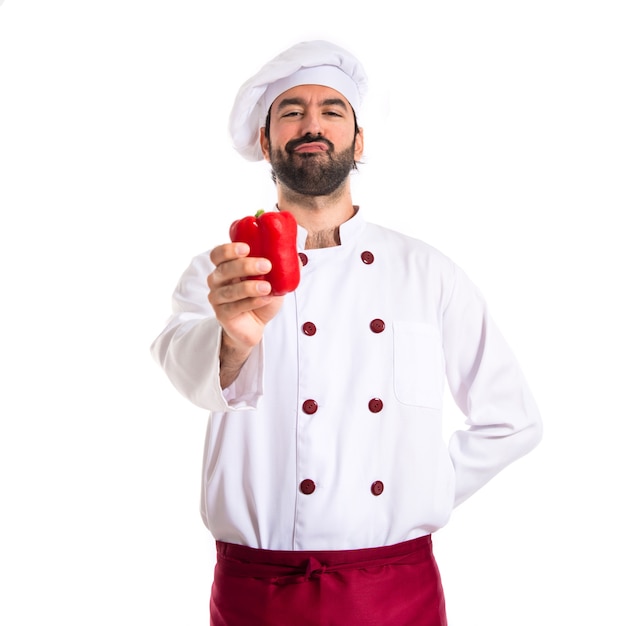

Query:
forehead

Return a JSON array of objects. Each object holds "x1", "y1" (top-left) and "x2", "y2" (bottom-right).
[{"x1": 272, "y1": 84, "x2": 351, "y2": 110}]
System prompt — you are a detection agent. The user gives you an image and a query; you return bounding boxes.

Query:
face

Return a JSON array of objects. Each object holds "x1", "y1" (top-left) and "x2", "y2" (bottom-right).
[{"x1": 260, "y1": 84, "x2": 364, "y2": 197}]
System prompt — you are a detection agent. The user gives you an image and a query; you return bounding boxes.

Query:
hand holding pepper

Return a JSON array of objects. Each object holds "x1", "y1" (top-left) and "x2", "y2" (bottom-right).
[
  {"x1": 207, "y1": 241, "x2": 281, "y2": 388},
  {"x1": 207, "y1": 209, "x2": 300, "y2": 388}
]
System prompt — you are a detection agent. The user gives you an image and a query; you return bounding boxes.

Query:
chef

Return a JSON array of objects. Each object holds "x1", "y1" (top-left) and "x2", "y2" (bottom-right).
[{"x1": 151, "y1": 40, "x2": 542, "y2": 626}]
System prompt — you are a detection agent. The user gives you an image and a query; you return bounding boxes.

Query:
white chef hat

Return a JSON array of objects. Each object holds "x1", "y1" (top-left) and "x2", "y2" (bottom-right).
[{"x1": 228, "y1": 40, "x2": 368, "y2": 161}]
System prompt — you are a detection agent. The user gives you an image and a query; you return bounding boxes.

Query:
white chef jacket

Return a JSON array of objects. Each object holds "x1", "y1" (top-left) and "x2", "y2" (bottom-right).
[{"x1": 151, "y1": 208, "x2": 542, "y2": 551}]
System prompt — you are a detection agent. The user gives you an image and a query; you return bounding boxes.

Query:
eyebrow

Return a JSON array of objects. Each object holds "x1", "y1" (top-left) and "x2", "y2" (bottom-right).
[{"x1": 275, "y1": 97, "x2": 349, "y2": 112}]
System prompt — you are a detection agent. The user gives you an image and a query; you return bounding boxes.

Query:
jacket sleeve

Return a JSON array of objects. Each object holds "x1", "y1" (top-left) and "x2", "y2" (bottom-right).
[
  {"x1": 150, "y1": 251, "x2": 264, "y2": 412},
  {"x1": 442, "y1": 263, "x2": 542, "y2": 507}
]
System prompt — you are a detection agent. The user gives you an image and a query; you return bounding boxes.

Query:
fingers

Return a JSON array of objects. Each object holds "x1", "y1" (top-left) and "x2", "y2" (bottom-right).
[
  {"x1": 212, "y1": 258, "x2": 272, "y2": 288},
  {"x1": 211, "y1": 281, "x2": 271, "y2": 312},
  {"x1": 209, "y1": 241, "x2": 249, "y2": 267},
  {"x1": 207, "y1": 242, "x2": 273, "y2": 311},
  {"x1": 209, "y1": 243, "x2": 270, "y2": 286},
  {"x1": 206, "y1": 242, "x2": 286, "y2": 351}
]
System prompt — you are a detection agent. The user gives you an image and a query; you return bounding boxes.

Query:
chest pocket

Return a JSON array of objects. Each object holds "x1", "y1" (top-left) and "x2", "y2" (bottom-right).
[{"x1": 393, "y1": 321, "x2": 444, "y2": 409}]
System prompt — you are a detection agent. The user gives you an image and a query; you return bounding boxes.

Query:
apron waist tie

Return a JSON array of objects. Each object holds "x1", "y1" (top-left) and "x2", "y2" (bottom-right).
[{"x1": 216, "y1": 535, "x2": 433, "y2": 586}]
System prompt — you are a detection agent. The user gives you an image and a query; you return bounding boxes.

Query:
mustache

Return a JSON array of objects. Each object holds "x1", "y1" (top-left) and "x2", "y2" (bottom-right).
[{"x1": 285, "y1": 134, "x2": 334, "y2": 153}]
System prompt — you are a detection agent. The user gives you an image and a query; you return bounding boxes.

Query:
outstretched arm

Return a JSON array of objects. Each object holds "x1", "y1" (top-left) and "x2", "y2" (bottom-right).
[
  {"x1": 208, "y1": 242, "x2": 285, "y2": 388},
  {"x1": 151, "y1": 242, "x2": 284, "y2": 410}
]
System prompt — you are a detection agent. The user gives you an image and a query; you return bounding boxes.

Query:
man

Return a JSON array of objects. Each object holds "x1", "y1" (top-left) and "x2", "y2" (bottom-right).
[{"x1": 151, "y1": 40, "x2": 542, "y2": 626}]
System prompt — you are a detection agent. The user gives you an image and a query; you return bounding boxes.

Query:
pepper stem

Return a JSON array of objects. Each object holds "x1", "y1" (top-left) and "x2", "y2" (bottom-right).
[{"x1": 255, "y1": 209, "x2": 265, "y2": 218}]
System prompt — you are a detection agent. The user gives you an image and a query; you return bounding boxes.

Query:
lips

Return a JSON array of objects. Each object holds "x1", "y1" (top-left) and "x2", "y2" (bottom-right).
[
  {"x1": 286, "y1": 136, "x2": 333, "y2": 155},
  {"x1": 293, "y1": 142, "x2": 329, "y2": 153}
]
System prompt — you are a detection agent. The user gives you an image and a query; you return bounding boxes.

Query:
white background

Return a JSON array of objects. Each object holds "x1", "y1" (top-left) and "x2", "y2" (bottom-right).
[{"x1": 1, "y1": 1, "x2": 624, "y2": 624}]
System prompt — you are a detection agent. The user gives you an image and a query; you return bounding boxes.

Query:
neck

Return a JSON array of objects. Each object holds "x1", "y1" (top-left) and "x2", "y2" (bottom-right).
[{"x1": 276, "y1": 181, "x2": 355, "y2": 249}]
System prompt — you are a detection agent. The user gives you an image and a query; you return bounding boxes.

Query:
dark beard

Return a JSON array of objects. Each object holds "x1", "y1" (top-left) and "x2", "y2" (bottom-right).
[{"x1": 269, "y1": 135, "x2": 356, "y2": 197}]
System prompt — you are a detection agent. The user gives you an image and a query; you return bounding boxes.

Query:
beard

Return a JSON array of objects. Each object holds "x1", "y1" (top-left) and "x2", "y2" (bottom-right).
[{"x1": 268, "y1": 134, "x2": 357, "y2": 197}]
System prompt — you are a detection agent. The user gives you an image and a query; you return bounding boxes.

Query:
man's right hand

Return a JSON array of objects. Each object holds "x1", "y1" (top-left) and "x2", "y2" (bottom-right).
[{"x1": 207, "y1": 242, "x2": 285, "y2": 387}]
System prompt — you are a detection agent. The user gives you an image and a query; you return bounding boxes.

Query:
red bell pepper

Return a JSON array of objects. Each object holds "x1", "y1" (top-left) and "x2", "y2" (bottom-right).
[{"x1": 229, "y1": 209, "x2": 300, "y2": 296}]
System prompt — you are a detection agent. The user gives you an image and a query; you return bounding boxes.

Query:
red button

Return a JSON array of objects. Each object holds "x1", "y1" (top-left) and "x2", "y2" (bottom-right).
[
  {"x1": 299, "y1": 252, "x2": 309, "y2": 266},
  {"x1": 302, "y1": 322, "x2": 317, "y2": 336},
  {"x1": 368, "y1": 398, "x2": 384, "y2": 413},
  {"x1": 371, "y1": 481, "x2": 384, "y2": 496},
  {"x1": 370, "y1": 319, "x2": 385, "y2": 333},
  {"x1": 300, "y1": 479, "x2": 316, "y2": 494},
  {"x1": 361, "y1": 251, "x2": 374, "y2": 264},
  {"x1": 302, "y1": 399, "x2": 318, "y2": 414}
]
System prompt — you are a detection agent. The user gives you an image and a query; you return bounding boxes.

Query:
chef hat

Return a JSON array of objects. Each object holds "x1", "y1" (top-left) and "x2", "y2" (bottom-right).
[{"x1": 228, "y1": 40, "x2": 368, "y2": 161}]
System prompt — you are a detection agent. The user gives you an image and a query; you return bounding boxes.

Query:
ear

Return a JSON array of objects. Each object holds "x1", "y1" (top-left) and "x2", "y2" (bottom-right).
[
  {"x1": 260, "y1": 128, "x2": 271, "y2": 162},
  {"x1": 354, "y1": 127, "x2": 364, "y2": 161}
]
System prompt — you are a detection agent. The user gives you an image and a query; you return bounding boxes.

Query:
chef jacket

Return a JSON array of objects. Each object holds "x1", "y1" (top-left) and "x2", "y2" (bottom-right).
[{"x1": 151, "y1": 208, "x2": 542, "y2": 551}]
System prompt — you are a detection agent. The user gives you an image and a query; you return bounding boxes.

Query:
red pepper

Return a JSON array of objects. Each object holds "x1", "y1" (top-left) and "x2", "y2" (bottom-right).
[{"x1": 229, "y1": 209, "x2": 300, "y2": 296}]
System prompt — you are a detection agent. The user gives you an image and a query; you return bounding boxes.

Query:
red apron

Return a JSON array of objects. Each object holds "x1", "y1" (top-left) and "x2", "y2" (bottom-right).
[{"x1": 210, "y1": 535, "x2": 447, "y2": 626}]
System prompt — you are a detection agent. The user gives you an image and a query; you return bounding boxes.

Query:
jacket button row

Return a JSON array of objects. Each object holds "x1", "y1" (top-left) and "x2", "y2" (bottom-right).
[
  {"x1": 302, "y1": 319, "x2": 384, "y2": 336},
  {"x1": 302, "y1": 398, "x2": 383, "y2": 414},
  {"x1": 299, "y1": 479, "x2": 385, "y2": 496},
  {"x1": 299, "y1": 251, "x2": 373, "y2": 266}
]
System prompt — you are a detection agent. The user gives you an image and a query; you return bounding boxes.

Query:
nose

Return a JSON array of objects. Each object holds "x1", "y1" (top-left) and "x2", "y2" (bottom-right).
[{"x1": 300, "y1": 111, "x2": 323, "y2": 136}]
